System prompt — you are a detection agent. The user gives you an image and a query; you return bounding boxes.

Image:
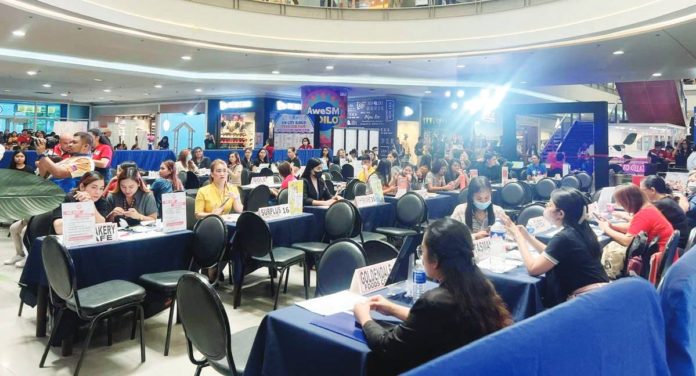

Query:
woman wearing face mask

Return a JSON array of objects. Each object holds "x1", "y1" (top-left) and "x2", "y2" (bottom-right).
[
  {"x1": 638, "y1": 176, "x2": 690, "y2": 249},
  {"x1": 195, "y1": 159, "x2": 243, "y2": 218},
  {"x1": 175, "y1": 149, "x2": 197, "y2": 174},
  {"x1": 426, "y1": 159, "x2": 457, "y2": 193},
  {"x1": 150, "y1": 160, "x2": 184, "y2": 215},
  {"x1": 106, "y1": 167, "x2": 158, "y2": 225},
  {"x1": 451, "y1": 177, "x2": 504, "y2": 239},
  {"x1": 299, "y1": 137, "x2": 313, "y2": 150},
  {"x1": 302, "y1": 158, "x2": 337, "y2": 207},
  {"x1": 241, "y1": 147, "x2": 254, "y2": 170},
  {"x1": 53, "y1": 171, "x2": 109, "y2": 234},
  {"x1": 503, "y1": 188, "x2": 609, "y2": 305}
]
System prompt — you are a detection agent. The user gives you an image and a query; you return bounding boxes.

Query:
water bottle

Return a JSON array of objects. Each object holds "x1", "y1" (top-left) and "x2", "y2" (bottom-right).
[
  {"x1": 412, "y1": 259, "x2": 426, "y2": 300},
  {"x1": 489, "y1": 219, "x2": 507, "y2": 270}
]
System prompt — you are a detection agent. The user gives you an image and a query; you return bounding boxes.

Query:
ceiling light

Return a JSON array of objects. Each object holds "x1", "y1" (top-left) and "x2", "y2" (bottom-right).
[
  {"x1": 444, "y1": 90, "x2": 451, "y2": 98},
  {"x1": 450, "y1": 102, "x2": 458, "y2": 110},
  {"x1": 325, "y1": 65, "x2": 334, "y2": 71},
  {"x1": 456, "y1": 64, "x2": 465, "y2": 69},
  {"x1": 154, "y1": 84, "x2": 163, "y2": 88},
  {"x1": 195, "y1": 88, "x2": 203, "y2": 92},
  {"x1": 520, "y1": 81, "x2": 527, "y2": 84},
  {"x1": 60, "y1": 93, "x2": 68, "y2": 97},
  {"x1": 456, "y1": 89, "x2": 465, "y2": 98},
  {"x1": 12, "y1": 30, "x2": 26, "y2": 37},
  {"x1": 652, "y1": 72, "x2": 662, "y2": 77},
  {"x1": 26, "y1": 70, "x2": 37, "y2": 76},
  {"x1": 93, "y1": 78, "x2": 103, "y2": 82},
  {"x1": 272, "y1": 70, "x2": 280, "y2": 74},
  {"x1": 3, "y1": 89, "x2": 10, "y2": 92},
  {"x1": 181, "y1": 55, "x2": 192, "y2": 60},
  {"x1": 103, "y1": 89, "x2": 111, "y2": 93},
  {"x1": 424, "y1": 90, "x2": 431, "y2": 94},
  {"x1": 144, "y1": 93, "x2": 150, "y2": 96},
  {"x1": 42, "y1": 83, "x2": 51, "y2": 88},
  {"x1": 613, "y1": 50, "x2": 624, "y2": 55}
]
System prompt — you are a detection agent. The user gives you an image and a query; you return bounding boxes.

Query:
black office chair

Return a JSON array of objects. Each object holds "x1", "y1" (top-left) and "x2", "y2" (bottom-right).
[
  {"x1": 178, "y1": 171, "x2": 188, "y2": 186},
  {"x1": 576, "y1": 172, "x2": 592, "y2": 192},
  {"x1": 273, "y1": 174, "x2": 282, "y2": 184},
  {"x1": 315, "y1": 239, "x2": 366, "y2": 297},
  {"x1": 330, "y1": 170, "x2": 344, "y2": 182},
  {"x1": 259, "y1": 167, "x2": 273, "y2": 177},
  {"x1": 40, "y1": 236, "x2": 146, "y2": 376},
  {"x1": 321, "y1": 172, "x2": 332, "y2": 182},
  {"x1": 186, "y1": 196, "x2": 196, "y2": 231},
  {"x1": 232, "y1": 212, "x2": 307, "y2": 309},
  {"x1": 534, "y1": 178, "x2": 557, "y2": 202},
  {"x1": 655, "y1": 230, "x2": 681, "y2": 287},
  {"x1": 560, "y1": 175, "x2": 580, "y2": 189},
  {"x1": 241, "y1": 169, "x2": 251, "y2": 186},
  {"x1": 346, "y1": 200, "x2": 388, "y2": 244},
  {"x1": 458, "y1": 188, "x2": 468, "y2": 205},
  {"x1": 341, "y1": 164, "x2": 354, "y2": 180},
  {"x1": 138, "y1": 215, "x2": 227, "y2": 356},
  {"x1": 622, "y1": 231, "x2": 648, "y2": 278},
  {"x1": 185, "y1": 171, "x2": 201, "y2": 190},
  {"x1": 362, "y1": 240, "x2": 399, "y2": 266},
  {"x1": 325, "y1": 179, "x2": 336, "y2": 196},
  {"x1": 245, "y1": 185, "x2": 271, "y2": 212},
  {"x1": 277, "y1": 188, "x2": 288, "y2": 205},
  {"x1": 375, "y1": 192, "x2": 427, "y2": 239},
  {"x1": 329, "y1": 164, "x2": 342, "y2": 175},
  {"x1": 177, "y1": 273, "x2": 257, "y2": 376},
  {"x1": 19, "y1": 211, "x2": 54, "y2": 317},
  {"x1": 343, "y1": 179, "x2": 359, "y2": 200},
  {"x1": 353, "y1": 181, "x2": 368, "y2": 197},
  {"x1": 684, "y1": 227, "x2": 696, "y2": 255},
  {"x1": 515, "y1": 203, "x2": 545, "y2": 226},
  {"x1": 500, "y1": 181, "x2": 528, "y2": 218}
]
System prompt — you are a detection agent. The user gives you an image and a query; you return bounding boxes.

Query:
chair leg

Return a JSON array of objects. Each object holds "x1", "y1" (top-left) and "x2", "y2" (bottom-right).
[
  {"x1": 130, "y1": 308, "x2": 138, "y2": 340},
  {"x1": 106, "y1": 317, "x2": 113, "y2": 346},
  {"x1": 283, "y1": 267, "x2": 290, "y2": 294},
  {"x1": 303, "y1": 262, "x2": 309, "y2": 300},
  {"x1": 269, "y1": 272, "x2": 275, "y2": 297},
  {"x1": 164, "y1": 298, "x2": 176, "y2": 356},
  {"x1": 273, "y1": 267, "x2": 286, "y2": 310},
  {"x1": 138, "y1": 305, "x2": 146, "y2": 363},
  {"x1": 194, "y1": 364, "x2": 204, "y2": 376},
  {"x1": 74, "y1": 319, "x2": 99, "y2": 376},
  {"x1": 18, "y1": 301, "x2": 23, "y2": 317},
  {"x1": 40, "y1": 309, "x2": 63, "y2": 368}
]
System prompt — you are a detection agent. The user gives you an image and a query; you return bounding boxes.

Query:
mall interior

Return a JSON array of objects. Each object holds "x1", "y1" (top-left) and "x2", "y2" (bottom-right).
[{"x1": 0, "y1": 0, "x2": 695, "y2": 375}]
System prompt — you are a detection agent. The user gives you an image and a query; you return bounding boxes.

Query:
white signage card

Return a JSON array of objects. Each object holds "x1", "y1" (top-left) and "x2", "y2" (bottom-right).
[
  {"x1": 368, "y1": 176, "x2": 385, "y2": 203},
  {"x1": 288, "y1": 180, "x2": 304, "y2": 215},
  {"x1": 349, "y1": 259, "x2": 396, "y2": 295},
  {"x1": 94, "y1": 223, "x2": 119, "y2": 243},
  {"x1": 258, "y1": 204, "x2": 291, "y2": 220},
  {"x1": 62, "y1": 202, "x2": 97, "y2": 247},
  {"x1": 473, "y1": 237, "x2": 491, "y2": 261},
  {"x1": 395, "y1": 188, "x2": 407, "y2": 199},
  {"x1": 527, "y1": 216, "x2": 552, "y2": 233},
  {"x1": 354, "y1": 194, "x2": 377, "y2": 208},
  {"x1": 148, "y1": 171, "x2": 159, "y2": 178},
  {"x1": 161, "y1": 192, "x2": 187, "y2": 233},
  {"x1": 250, "y1": 176, "x2": 274, "y2": 186}
]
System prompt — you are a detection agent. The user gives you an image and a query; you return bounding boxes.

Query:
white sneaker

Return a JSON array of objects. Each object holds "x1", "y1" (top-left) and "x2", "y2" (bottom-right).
[
  {"x1": 4, "y1": 255, "x2": 24, "y2": 265},
  {"x1": 14, "y1": 258, "x2": 26, "y2": 268}
]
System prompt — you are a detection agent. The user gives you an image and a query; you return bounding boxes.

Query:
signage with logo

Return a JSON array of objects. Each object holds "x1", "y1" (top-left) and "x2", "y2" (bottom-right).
[
  {"x1": 219, "y1": 100, "x2": 253, "y2": 111},
  {"x1": 288, "y1": 180, "x2": 304, "y2": 215},
  {"x1": 301, "y1": 86, "x2": 348, "y2": 147}
]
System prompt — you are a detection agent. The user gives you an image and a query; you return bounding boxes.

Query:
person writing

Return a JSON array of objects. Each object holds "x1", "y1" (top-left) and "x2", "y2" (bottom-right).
[
  {"x1": 106, "y1": 167, "x2": 158, "y2": 225},
  {"x1": 354, "y1": 218, "x2": 512, "y2": 375},
  {"x1": 451, "y1": 177, "x2": 504, "y2": 239},
  {"x1": 302, "y1": 158, "x2": 337, "y2": 207},
  {"x1": 503, "y1": 188, "x2": 609, "y2": 305},
  {"x1": 194, "y1": 159, "x2": 243, "y2": 218},
  {"x1": 525, "y1": 154, "x2": 547, "y2": 179},
  {"x1": 150, "y1": 161, "x2": 184, "y2": 215},
  {"x1": 52, "y1": 172, "x2": 109, "y2": 234}
]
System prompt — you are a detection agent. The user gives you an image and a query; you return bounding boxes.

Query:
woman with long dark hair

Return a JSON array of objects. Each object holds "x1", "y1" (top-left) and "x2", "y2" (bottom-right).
[
  {"x1": 301, "y1": 157, "x2": 336, "y2": 206},
  {"x1": 106, "y1": 166, "x2": 158, "y2": 225},
  {"x1": 175, "y1": 149, "x2": 197, "y2": 173},
  {"x1": 425, "y1": 159, "x2": 456, "y2": 193},
  {"x1": 451, "y1": 176, "x2": 504, "y2": 239},
  {"x1": 52, "y1": 171, "x2": 109, "y2": 234},
  {"x1": 640, "y1": 175, "x2": 690, "y2": 248},
  {"x1": 254, "y1": 148, "x2": 270, "y2": 168},
  {"x1": 354, "y1": 218, "x2": 512, "y2": 375},
  {"x1": 8, "y1": 150, "x2": 34, "y2": 174},
  {"x1": 150, "y1": 160, "x2": 184, "y2": 215},
  {"x1": 157, "y1": 136, "x2": 169, "y2": 150},
  {"x1": 191, "y1": 146, "x2": 211, "y2": 169},
  {"x1": 319, "y1": 146, "x2": 331, "y2": 170},
  {"x1": 88, "y1": 128, "x2": 113, "y2": 180},
  {"x1": 504, "y1": 188, "x2": 609, "y2": 305}
]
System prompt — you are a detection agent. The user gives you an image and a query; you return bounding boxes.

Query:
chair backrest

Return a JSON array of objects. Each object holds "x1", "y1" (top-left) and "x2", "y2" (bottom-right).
[
  {"x1": 560, "y1": 175, "x2": 580, "y2": 189},
  {"x1": 186, "y1": 196, "x2": 197, "y2": 231},
  {"x1": 534, "y1": 178, "x2": 557, "y2": 201},
  {"x1": 395, "y1": 192, "x2": 427, "y2": 227},
  {"x1": 591, "y1": 189, "x2": 602, "y2": 203},
  {"x1": 277, "y1": 188, "x2": 288, "y2": 205},
  {"x1": 177, "y1": 273, "x2": 236, "y2": 374},
  {"x1": 41, "y1": 236, "x2": 76, "y2": 303},
  {"x1": 329, "y1": 164, "x2": 341, "y2": 174},
  {"x1": 576, "y1": 172, "x2": 592, "y2": 191},
  {"x1": 241, "y1": 168, "x2": 251, "y2": 186},
  {"x1": 386, "y1": 232, "x2": 424, "y2": 285},
  {"x1": 316, "y1": 239, "x2": 366, "y2": 296},
  {"x1": 245, "y1": 185, "x2": 271, "y2": 212},
  {"x1": 233, "y1": 212, "x2": 272, "y2": 259},
  {"x1": 353, "y1": 181, "x2": 367, "y2": 197},
  {"x1": 515, "y1": 204, "x2": 545, "y2": 226},
  {"x1": 343, "y1": 179, "x2": 359, "y2": 200},
  {"x1": 363, "y1": 240, "x2": 399, "y2": 265},
  {"x1": 324, "y1": 179, "x2": 336, "y2": 196},
  {"x1": 259, "y1": 168, "x2": 273, "y2": 177},
  {"x1": 178, "y1": 171, "x2": 188, "y2": 185},
  {"x1": 321, "y1": 172, "x2": 332, "y2": 182},
  {"x1": 324, "y1": 200, "x2": 356, "y2": 240},
  {"x1": 500, "y1": 182, "x2": 526, "y2": 207},
  {"x1": 685, "y1": 227, "x2": 696, "y2": 253},
  {"x1": 273, "y1": 174, "x2": 282, "y2": 184},
  {"x1": 185, "y1": 171, "x2": 201, "y2": 189},
  {"x1": 341, "y1": 164, "x2": 354, "y2": 179},
  {"x1": 458, "y1": 188, "x2": 468, "y2": 205},
  {"x1": 24, "y1": 211, "x2": 54, "y2": 248},
  {"x1": 192, "y1": 215, "x2": 228, "y2": 270},
  {"x1": 656, "y1": 230, "x2": 680, "y2": 286},
  {"x1": 641, "y1": 238, "x2": 661, "y2": 278},
  {"x1": 330, "y1": 170, "x2": 344, "y2": 182}
]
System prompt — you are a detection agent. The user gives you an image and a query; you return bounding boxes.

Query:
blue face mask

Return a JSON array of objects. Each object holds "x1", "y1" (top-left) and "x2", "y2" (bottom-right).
[{"x1": 473, "y1": 200, "x2": 491, "y2": 211}]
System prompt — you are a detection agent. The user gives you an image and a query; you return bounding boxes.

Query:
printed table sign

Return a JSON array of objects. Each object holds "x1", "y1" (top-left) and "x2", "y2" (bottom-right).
[
  {"x1": 354, "y1": 194, "x2": 377, "y2": 208},
  {"x1": 368, "y1": 175, "x2": 385, "y2": 203},
  {"x1": 161, "y1": 192, "x2": 187, "y2": 233},
  {"x1": 250, "y1": 176, "x2": 275, "y2": 186},
  {"x1": 527, "y1": 216, "x2": 552, "y2": 234},
  {"x1": 258, "y1": 204, "x2": 291, "y2": 220},
  {"x1": 349, "y1": 259, "x2": 396, "y2": 295},
  {"x1": 288, "y1": 180, "x2": 304, "y2": 215},
  {"x1": 473, "y1": 237, "x2": 491, "y2": 261},
  {"x1": 62, "y1": 202, "x2": 96, "y2": 247},
  {"x1": 94, "y1": 223, "x2": 119, "y2": 243}
]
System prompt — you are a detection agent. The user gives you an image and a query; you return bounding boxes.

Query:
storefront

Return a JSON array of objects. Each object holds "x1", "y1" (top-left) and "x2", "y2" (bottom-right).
[{"x1": 0, "y1": 100, "x2": 88, "y2": 134}]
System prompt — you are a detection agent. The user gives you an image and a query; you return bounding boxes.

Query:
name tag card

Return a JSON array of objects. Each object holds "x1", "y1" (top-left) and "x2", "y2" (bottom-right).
[
  {"x1": 258, "y1": 204, "x2": 291, "y2": 220},
  {"x1": 148, "y1": 171, "x2": 159, "y2": 178},
  {"x1": 395, "y1": 188, "x2": 407, "y2": 198},
  {"x1": 288, "y1": 180, "x2": 304, "y2": 215},
  {"x1": 354, "y1": 194, "x2": 377, "y2": 208},
  {"x1": 349, "y1": 259, "x2": 396, "y2": 295},
  {"x1": 473, "y1": 237, "x2": 491, "y2": 261},
  {"x1": 161, "y1": 192, "x2": 187, "y2": 233},
  {"x1": 94, "y1": 223, "x2": 119, "y2": 243},
  {"x1": 62, "y1": 202, "x2": 96, "y2": 247},
  {"x1": 501, "y1": 166, "x2": 509, "y2": 184},
  {"x1": 250, "y1": 176, "x2": 274, "y2": 186},
  {"x1": 527, "y1": 216, "x2": 552, "y2": 234}
]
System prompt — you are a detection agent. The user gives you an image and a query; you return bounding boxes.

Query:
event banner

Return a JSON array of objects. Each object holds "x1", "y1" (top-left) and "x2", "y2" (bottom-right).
[
  {"x1": 272, "y1": 114, "x2": 315, "y2": 150},
  {"x1": 219, "y1": 112, "x2": 256, "y2": 149},
  {"x1": 301, "y1": 86, "x2": 348, "y2": 148},
  {"x1": 347, "y1": 98, "x2": 397, "y2": 156}
]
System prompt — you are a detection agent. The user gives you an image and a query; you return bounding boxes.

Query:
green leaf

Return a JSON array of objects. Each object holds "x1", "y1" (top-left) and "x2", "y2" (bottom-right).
[{"x1": 0, "y1": 169, "x2": 65, "y2": 223}]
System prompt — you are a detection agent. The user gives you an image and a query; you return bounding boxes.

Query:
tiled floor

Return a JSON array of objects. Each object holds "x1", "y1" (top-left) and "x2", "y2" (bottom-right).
[{"x1": 0, "y1": 226, "x2": 314, "y2": 375}]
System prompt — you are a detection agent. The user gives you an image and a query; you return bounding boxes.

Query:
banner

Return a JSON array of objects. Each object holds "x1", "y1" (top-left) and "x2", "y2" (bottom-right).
[
  {"x1": 301, "y1": 86, "x2": 348, "y2": 148},
  {"x1": 272, "y1": 114, "x2": 315, "y2": 150},
  {"x1": 347, "y1": 98, "x2": 397, "y2": 156}
]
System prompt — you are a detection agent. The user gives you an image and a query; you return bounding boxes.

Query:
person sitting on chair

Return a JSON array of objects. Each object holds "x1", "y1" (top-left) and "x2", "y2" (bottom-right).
[
  {"x1": 195, "y1": 159, "x2": 243, "y2": 219},
  {"x1": 301, "y1": 158, "x2": 337, "y2": 207},
  {"x1": 106, "y1": 166, "x2": 158, "y2": 225},
  {"x1": 451, "y1": 176, "x2": 504, "y2": 239}
]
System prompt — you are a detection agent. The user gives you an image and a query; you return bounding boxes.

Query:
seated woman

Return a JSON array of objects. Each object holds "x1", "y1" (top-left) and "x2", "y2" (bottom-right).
[
  {"x1": 525, "y1": 154, "x2": 547, "y2": 179},
  {"x1": 241, "y1": 147, "x2": 255, "y2": 170},
  {"x1": 106, "y1": 167, "x2": 158, "y2": 225},
  {"x1": 370, "y1": 158, "x2": 397, "y2": 195},
  {"x1": 150, "y1": 160, "x2": 184, "y2": 215},
  {"x1": 412, "y1": 164, "x2": 429, "y2": 190},
  {"x1": 353, "y1": 218, "x2": 512, "y2": 375},
  {"x1": 356, "y1": 156, "x2": 376, "y2": 183},
  {"x1": 302, "y1": 158, "x2": 337, "y2": 207},
  {"x1": 270, "y1": 161, "x2": 296, "y2": 197},
  {"x1": 9, "y1": 150, "x2": 35, "y2": 174},
  {"x1": 253, "y1": 148, "x2": 270, "y2": 169},
  {"x1": 503, "y1": 187, "x2": 609, "y2": 305},
  {"x1": 386, "y1": 151, "x2": 401, "y2": 176},
  {"x1": 53, "y1": 171, "x2": 109, "y2": 234},
  {"x1": 227, "y1": 152, "x2": 243, "y2": 186},
  {"x1": 191, "y1": 146, "x2": 211, "y2": 169},
  {"x1": 299, "y1": 137, "x2": 313, "y2": 150},
  {"x1": 195, "y1": 159, "x2": 243, "y2": 218},
  {"x1": 444, "y1": 159, "x2": 468, "y2": 188},
  {"x1": 597, "y1": 184, "x2": 674, "y2": 253},
  {"x1": 425, "y1": 159, "x2": 456, "y2": 193},
  {"x1": 451, "y1": 176, "x2": 504, "y2": 239},
  {"x1": 639, "y1": 175, "x2": 690, "y2": 249},
  {"x1": 319, "y1": 146, "x2": 332, "y2": 171},
  {"x1": 175, "y1": 149, "x2": 198, "y2": 174}
]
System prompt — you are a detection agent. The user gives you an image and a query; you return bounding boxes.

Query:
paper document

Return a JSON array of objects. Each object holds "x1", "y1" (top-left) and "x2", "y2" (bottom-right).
[
  {"x1": 295, "y1": 291, "x2": 367, "y2": 316},
  {"x1": 477, "y1": 258, "x2": 522, "y2": 273}
]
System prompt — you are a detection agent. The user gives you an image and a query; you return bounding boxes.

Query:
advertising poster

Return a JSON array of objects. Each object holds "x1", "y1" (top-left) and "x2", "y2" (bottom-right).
[
  {"x1": 347, "y1": 98, "x2": 397, "y2": 156},
  {"x1": 273, "y1": 114, "x2": 315, "y2": 150},
  {"x1": 219, "y1": 113, "x2": 255, "y2": 149},
  {"x1": 301, "y1": 86, "x2": 348, "y2": 148}
]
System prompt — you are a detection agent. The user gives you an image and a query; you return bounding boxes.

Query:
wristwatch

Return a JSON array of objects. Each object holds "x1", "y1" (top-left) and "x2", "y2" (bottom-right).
[{"x1": 37, "y1": 153, "x2": 47, "y2": 160}]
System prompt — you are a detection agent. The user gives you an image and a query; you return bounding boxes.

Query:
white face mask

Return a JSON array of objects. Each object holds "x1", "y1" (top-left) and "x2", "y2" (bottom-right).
[{"x1": 688, "y1": 182, "x2": 696, "y2": 194}]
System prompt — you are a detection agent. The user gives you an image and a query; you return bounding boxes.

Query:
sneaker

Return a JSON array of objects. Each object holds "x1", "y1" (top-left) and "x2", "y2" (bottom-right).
[
  {"x1": 3, "y1": 255, "x2": 24, "y2": 265},
  {"x1": 14, "y1": 258, "x2": 26, "y2": 268}
]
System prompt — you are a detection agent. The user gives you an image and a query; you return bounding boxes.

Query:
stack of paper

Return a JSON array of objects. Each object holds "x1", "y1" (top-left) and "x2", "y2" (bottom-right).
[{"x1": 296, "y1": 291, "x2": 367, "y2": 316}]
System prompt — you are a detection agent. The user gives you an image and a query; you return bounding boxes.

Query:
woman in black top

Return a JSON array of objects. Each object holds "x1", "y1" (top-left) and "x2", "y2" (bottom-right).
[
  {"x1": 52, "y1": 171, "x2": 109, "y2": 234},
  {"x1": 241, "y1": 147, "x2": 254, "y2": 170},
  {"x1": 504, "y1": 187, "x2": 609, "y2": 306},
  {"x1": 253, "y1": 148, "x2": 270, "y2": 167},
  {"x1": 9, "y1": 150, "x2": 35, "y2": 174},
  {"x1": 674, "y1": 140, "x2": 690, "y2": 168},
  {"x1": 301, "y1": 158, "x2": 336, "y2": 207},
  {"x1": 354, "y1": 218, "x2": 512, "y2": 375},
  {"x1": 157, "y1": 136, "x2": 169, "y2": 150},
  {"x1": 640, "y1": 175, "x2": 690, "y2": 248},
  {"x1": 191, "y1": 146, "x2": 211, "y2": 169}
]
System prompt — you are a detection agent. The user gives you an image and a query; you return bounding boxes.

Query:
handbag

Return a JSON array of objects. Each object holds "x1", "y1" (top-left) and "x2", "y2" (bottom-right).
[{"x1": 601, "y1": 241, "x2": 627, "y2": 280}]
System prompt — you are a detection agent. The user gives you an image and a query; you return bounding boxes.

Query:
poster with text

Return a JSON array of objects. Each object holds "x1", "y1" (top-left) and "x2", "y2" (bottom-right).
[
  {"x1": 301, "y1": 86, "x2": 348, "y2": 148},
  {"x1": 162, "y1": 192, "x2": 187, "y2": 233},
  {"x1": 219, "y1": 112, "x2": 256, "y2": 149},
  {"x1": 273, "y1": 114, "x2": 315, "y2": 150},
  {"x1": 62, "y1": 202, "x2": 96, "y2": 247},
  {"x1": 347, "y1": 98, "x2": 397, "y2": 156}
]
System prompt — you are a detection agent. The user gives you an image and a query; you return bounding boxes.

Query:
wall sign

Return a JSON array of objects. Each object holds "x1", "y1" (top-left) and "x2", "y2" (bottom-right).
[
  {"x1": 219, "y1": 100, "x2": 253, "y2": 110},
  {"x1": 301, "y1": 86, "x2": 348, "y2": 148}
]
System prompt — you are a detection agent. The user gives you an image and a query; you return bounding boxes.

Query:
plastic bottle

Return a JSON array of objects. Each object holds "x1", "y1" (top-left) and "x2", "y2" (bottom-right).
[
  {"x1": 412, "y1": 259, "x2": 426, "y2": 300},
  {"x1": 489, "y1": 219, "x2": 507, "y2": 266}
]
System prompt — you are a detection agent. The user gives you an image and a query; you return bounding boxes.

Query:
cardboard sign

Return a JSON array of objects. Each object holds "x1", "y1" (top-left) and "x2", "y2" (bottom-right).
[
  {"x1": 526, "y1": 216, "x2": 552, "y2": 234},
  {"x1": 161, "y1": 192, "x2": 187, "y2": 233},
  {"x1": 368, "y1": 175, "x2": 385, "y2": 203},
  {"x1": 250, "y1": 176, "x2": 275, "y2": 186},
  {"x1": 469, "y1": 169, "x2": 478, "y2": 178},
  {"x1": 62, "y1": 202, "x2": 97, "y2": 247},
  {"x1": 288, "y1": 180, "x2": 304, "y2": 215},
  {"x1": 94, "y1": 223, "x2": 119, "y2": 243},
  {"x1": 355, "y1": 194, "x2": 377, "y2": 208},
  {"x1": 258, "y1": 204, "x2": 291, "y2": 220},
  {"x1": 473, "y1": 237, "x2": 491, "y2": 261},
  {"x1": 349, "y1": 259, "x2": 396, "y2": 295}
]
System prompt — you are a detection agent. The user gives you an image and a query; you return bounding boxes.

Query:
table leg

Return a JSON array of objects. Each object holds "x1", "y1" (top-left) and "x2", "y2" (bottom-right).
[
  {"x1": 61, "y1": 337, "x2": 73, "y2": 356},
  {"x1": 36, "y1": 286, "x2": 48, "y2": 337}
]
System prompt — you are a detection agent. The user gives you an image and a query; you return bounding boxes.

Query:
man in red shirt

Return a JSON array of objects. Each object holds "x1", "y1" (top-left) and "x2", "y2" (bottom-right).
[
  {"x1": 16, "y1": 130, "x2": 31, "y2": 145},
  {"x1": 52, "y1": 132, "x2": 73, "y2": 160}
]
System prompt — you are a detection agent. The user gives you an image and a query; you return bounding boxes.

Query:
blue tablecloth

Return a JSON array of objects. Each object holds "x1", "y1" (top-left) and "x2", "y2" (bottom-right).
[
  {"x1": 658, "y1": 245, "x2": 696, "y2": 376},
  {"x1": 406, "y1": 279, "x2": 669, "y2": 376},
  {"x1": 482, "y1": 267, "x2": 544, "y2": 322},
  {"x1": 304, "y1": 203, "x2": 395, "y2": 240},
  {"x1": 385, "y1": 194, "x2": 455, "y2": 220},
  {"x1": 204, "y1": 148, "x2": 322, "y2": 165},
  {"x1": 112, "y1": 150, "x2": 176, "y2": 171}
]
